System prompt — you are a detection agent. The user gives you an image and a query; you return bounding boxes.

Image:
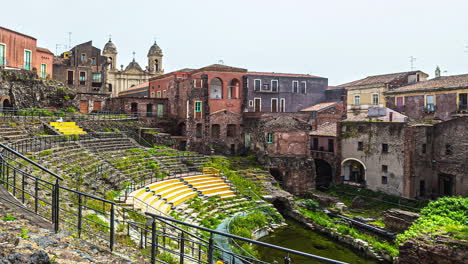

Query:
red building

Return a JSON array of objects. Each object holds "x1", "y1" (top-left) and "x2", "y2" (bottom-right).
[
  {"x1": 0, "y1": 26, "x2": 53, "y2": 79},
  {"x1": 149, "y1": 64, "x2": 247, "y2": 154}
]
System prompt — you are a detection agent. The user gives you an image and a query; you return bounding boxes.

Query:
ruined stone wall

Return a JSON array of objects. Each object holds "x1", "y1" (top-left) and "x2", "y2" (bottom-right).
[
  {"x1": 432, "y1": 117, "x2": 468, "y2": 196},
  {"x1": 266, "y1": 156, "x2": 315, "y2": 195},
  {"x1": 341, "y1": 122, "x2": 406, "y2": 196},
  {"x1": 0, "y1": 69, "x2": 76, "y2": 109},
  {"x1": 399, "y1": 237, "x2": 468, "y2": 264}
]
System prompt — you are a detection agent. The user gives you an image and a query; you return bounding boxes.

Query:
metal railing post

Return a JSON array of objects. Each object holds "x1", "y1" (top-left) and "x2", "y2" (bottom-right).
[
  {"x1": 180, "y1": 231, "x2": 185, "y2": 264},
  {"x1": 34, "y1": 178, "x2": 38, "y2": 213},
  {"x1": 54, "y1": 179, "x2": 60, "y2": 233},
  {"x1": 110, "y1": 204, "x2": 115, "y2": 251},
  {"x1": 78, "y1": 194, "x2": 82, "y2": 238},
  {"x1": 208, "y1": 233, "x2": 214, "y2": 264},
  {"x1": 151, "y1": 219, "x2": 157, "y2": 264}
]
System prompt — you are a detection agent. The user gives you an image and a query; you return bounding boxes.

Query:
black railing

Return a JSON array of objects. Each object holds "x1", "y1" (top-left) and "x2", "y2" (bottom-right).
[{"x1": 0, "y1": 139, "x2": 348, "y2": 264}]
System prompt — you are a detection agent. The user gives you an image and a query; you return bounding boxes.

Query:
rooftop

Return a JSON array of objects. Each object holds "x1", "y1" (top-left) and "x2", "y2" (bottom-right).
[
  {"x1": 338, "y1": 71, "x2": 427, "y2": 88},
  {"x1": 0, "y1": 26, "x2": 36, "y2": 40},
  {"x1": 121, "y1": 82, "x2": 149, "y2": 92},
  {"x1": 310, "y1": 122, "x2": 337, "y2": 137},
  {"x1": 247, "y1": 71, "x2": 323, "y2": 78},
  {"x1": 387, "y1": 73, "x2": 468, "y2": 93},
  {"x1": 301, "y1": 101, "x2": 341, "y2": 112},
  {"x1": 36, "y1": 47, "x2": 53, "y2": 55}
]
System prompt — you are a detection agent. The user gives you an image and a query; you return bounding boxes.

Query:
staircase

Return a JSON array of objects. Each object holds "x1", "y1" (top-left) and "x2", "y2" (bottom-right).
[{"x1": 50, "y1": 122, "x2": 87, "y2": 135}]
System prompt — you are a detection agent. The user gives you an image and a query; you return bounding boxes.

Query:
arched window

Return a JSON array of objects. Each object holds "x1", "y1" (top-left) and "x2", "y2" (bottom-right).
[
  {"x1": 228, "y1": 79, "x2": 240, "y2": 99},
  {"x1": 210, "y1": 78, "x2": 223, "y2": 99},
  {"x1": 154, "y1": 59, "x2": 159, "y2": 72}
]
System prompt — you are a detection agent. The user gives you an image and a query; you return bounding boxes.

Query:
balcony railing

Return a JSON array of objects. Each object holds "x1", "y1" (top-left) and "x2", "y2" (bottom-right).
[{"x1": 423, "y1": 104, "x2": 436, "y2": 113}]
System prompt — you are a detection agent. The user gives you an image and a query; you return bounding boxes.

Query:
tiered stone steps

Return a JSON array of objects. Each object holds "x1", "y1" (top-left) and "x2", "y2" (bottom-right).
[
  {"x1": 183, "y1": 175, "x2": 236, "y2": 198},
  {"x1": 50, "y1": 122, "x2": 87, "y2": 135},
  {"x1": 0, "y1": 123, "x2": 30, "y2": 143}
]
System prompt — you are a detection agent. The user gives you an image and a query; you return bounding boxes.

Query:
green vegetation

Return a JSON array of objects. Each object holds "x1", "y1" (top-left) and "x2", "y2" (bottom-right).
[
  {"x1": 299, "y1": 208, "x2": 399, "y2": 257},
  {"x1": 397, "y1": 197, "x2": 468, "y2": 244},
  {"x1": 85, "y1": 213, "x2": 109, "y2": 232},
  {"x1": 2, "y1": 214, "x2": 16, "y2": 221},
  {"x1": 39, "y1": 150, "x2": 53, "y2": 157},
  {"x1": 19, "y1": 227, "x2": 29, "y2": 239},
  {"x1": 205, "y1": 156, "x2": 263, "y2": 199}
]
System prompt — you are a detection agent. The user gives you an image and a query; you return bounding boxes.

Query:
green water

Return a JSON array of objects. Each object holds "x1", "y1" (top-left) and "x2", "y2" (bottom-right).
[{"x1": 257, "y1": 219, "x2": 378, "y2": 264}]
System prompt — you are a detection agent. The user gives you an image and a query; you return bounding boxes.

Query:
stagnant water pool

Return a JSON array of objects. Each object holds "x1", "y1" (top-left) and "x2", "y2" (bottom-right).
[{"x1": 256, "y1": 219, "x2": 378, "y2": 264}]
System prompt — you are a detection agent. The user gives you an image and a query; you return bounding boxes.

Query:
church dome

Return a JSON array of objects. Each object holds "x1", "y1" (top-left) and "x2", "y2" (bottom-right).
[
  {"x1": 125, "y1": 58, "x2": 143, "y2": 72},
  {"x1": 103, "y1": 39, "x2": 117, "y2": 54},
  {"x1": 147, "y1": 41, "x2": 163, "y2": 57}
]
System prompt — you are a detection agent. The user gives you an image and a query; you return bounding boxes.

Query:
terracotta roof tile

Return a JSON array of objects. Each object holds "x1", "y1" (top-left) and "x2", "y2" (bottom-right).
[
  {"x1": 338, "y1": 71, "x2": 427, "y2": 88},
  {"x1": 36, "y1": 47, "x2": 53, "y2": 54},
  {"x1": 310, "y1": 122, "x2": 337, "y2": 137},
  {"x1": 122, "y1": 82, "x2": 149, "y2": 91},
  {"x1": 387, "y1": 74, "x2": 468, "y2": 93},
  {"x1": 248, "y1": 71, "x2": 323, "y2": 78},
  {"x1": 301, "y1": 101, "x2": 341, "y2": 112}
]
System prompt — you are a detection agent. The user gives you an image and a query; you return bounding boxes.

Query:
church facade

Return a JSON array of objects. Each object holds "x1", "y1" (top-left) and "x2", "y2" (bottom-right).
[{"x1": 103, "y1": 39, "x2": 164, "y2": 97}]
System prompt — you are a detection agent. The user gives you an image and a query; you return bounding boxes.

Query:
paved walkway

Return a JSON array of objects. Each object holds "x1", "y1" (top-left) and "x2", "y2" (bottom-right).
[{"x1": 0, "y1": 185, "x2": 52, "y2": 229}]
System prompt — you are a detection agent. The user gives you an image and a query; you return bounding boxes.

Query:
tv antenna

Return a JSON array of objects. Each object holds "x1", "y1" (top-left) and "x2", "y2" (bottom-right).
[
  {"x1": 409, "y1": 56, "x2": 416, "y2": 70},
  {"x1": 55, "y1": 44, "x2": 68, "y2": 56},
  {"x1": 218, "y1": 59, "x2": 224, "y2": 65},
  {"x1": 68, "y1": 32, "x2": 72, "y2": 49}
]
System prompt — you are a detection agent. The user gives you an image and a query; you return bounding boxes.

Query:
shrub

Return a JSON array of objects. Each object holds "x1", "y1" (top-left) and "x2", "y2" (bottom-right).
[
  {"x1": 65, "y1": 107, "x2": 76, "y2": 113},
  {"x1": 304, "y1": 199, "x2": 320, "y2": 211}
]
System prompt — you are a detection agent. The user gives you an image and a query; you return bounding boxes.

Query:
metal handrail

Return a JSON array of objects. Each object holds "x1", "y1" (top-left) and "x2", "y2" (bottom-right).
[{"x1": 146, "y1": 212, "x2": 348, "y2": 264}]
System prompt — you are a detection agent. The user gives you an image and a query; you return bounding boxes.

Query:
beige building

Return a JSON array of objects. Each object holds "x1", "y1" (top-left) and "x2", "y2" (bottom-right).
[
  {"x1": 102, "y1": 39, "x2": 164, "y2": 97},
  {"x1": 338, "y1": 71, "x2": 428, "y2": 119}
]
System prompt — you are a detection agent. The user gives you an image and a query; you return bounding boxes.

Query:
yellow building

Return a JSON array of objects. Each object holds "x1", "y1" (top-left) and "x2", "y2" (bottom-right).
[{"x1": 338, "y1": 71, "x2": 428, "y2": 119}]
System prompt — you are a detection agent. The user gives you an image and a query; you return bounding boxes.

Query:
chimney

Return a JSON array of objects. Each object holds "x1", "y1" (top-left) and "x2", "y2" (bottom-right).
[{"x1": 435, "y1": 66, "x2": 441, "y2": 78}]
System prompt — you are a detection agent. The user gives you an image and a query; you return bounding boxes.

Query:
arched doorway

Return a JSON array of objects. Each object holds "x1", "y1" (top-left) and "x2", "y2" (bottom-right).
[
  {"x1": 315, "y1": 159, "x2": 333, "y2": 190},
  {"x1": 209, "y1": 78, "x2": 223, "y2": 99},
  {"x1": 176, "y1": 122, "x2": 186, "y2": 136},
  {"x1": 341, "y1": 159, "x2": 366, "y2": 184},
  {"x1": 228, "y1": 79, "x2": 240, "y2": 99},
  {"x1": 2, "y1": 98, "x2": 12, "y2": 109}
]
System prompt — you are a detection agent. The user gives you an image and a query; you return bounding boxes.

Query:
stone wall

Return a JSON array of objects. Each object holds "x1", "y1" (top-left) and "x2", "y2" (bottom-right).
[
  {"x1": 0, "y1": 69, "x2": 76, "y2": 109},
  {"x1": 382, "y1": 209, "x2": 419, "y2": 233},
  {"x1": 399, "y1": 237, "x2": 468, "y2": 264}
]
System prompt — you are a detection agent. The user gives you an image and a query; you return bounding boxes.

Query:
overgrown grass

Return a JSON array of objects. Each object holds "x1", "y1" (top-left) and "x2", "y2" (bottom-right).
[
  {"x1": 299, "y1": 208, "x2": 399, "y2": 257},
  {"x1": 397, "y1": 196, "x2": 468, "y2": 244},
  {"x1": 204, "y1": 157, "x2": 263, "y2": 199}
]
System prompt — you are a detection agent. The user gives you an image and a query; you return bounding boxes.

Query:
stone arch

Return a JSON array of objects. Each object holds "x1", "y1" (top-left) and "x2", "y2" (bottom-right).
[
  {"x1": 341, "y1": 158, "x2": 366, "y2": 184},
  {"x1": 228, "y1": 78, "x2": 240, "y2": 99},
  {"x1": 1, "y1": 96, "x2": 12, "y2": 111},
  {"x1": 209, "y1": 77, "x2": 223, "y2": 99},
  {"x1": 315, "y1": 159, "x2": 333, "y2": 190}
]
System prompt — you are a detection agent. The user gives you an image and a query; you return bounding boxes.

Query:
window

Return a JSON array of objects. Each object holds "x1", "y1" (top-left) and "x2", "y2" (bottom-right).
[
  {"x1": 312, "y1": 138, "x2": 318, "y2": 150},
  {"x1": 40, "y1": 64, "x2": 47, "y2": 78},
  {"x1": 271, "y1": 98, "x2": 278, "y2": 112},
  {"x1": 194, "y1": 79, "x2": 203, "y2": 88},
  {"x1": 445, "y1": 144, "x2": 453, "y2": 155},
  {"x1": 267, "y1": 133, "x2": 274, "y2": 144},
  {"x1": 397, "y1": 97, "x2": 404, "y2": 107},
  {"x1": 67, "y1": 71, "x2": 74, "y2": 85},
  {"x1": 254, "y1": 98, "x2": 261, "y2": 112},
  {"x1": 425, "y1": 95, "x2": 435, "y2": 111},
  {"x1": 354, "y1": 95, "x2": 360, "y2": 105},
  {"x1": 292, "y1": 81, "x2": 299, "y2": 93},
  {"x1": 157, "y1": 91, "x2": 161, "y2": 98},
  {"x1": 358, "y1": 141, "x2": 364, "y2": 151},
  {"x1": 271, "y1": 80, "x2": 278, "y2": 92},
  {"x1": 382, "y1": 143, "x2": 389, "y2": 153},
  {"x1": 328, "y1": 139, "x2": 334, "y2": 152},
  {"x1": 279, "y1": 98, "x2": 286, "y2": 112},
  {"x1": 24, "y1": 50, "x2": 32, "y2": 70},
  {"x1": 300, "y1": 81, "x2": 306, "y2": 93},
  {"x1": 422, "y1": 143, "x2": 427, "y2": 154},
  {"x1": 163, "y1": 90, "x2": 167, "y2": 98},
  {"x1": 372, "y1": 94, "x2": 379, "y2": 105},
  {"x1": 0, "y1": 44, "x2": 5, "y2": 65},
  {"x1": 382, "y1": 165, "x2": 388, "y2": 173},
  {"x1": 196, "y1": 124, "x2": 203, "y2": 138},
  {"x1": 381, "y1": 176, "x2": 388, "y2": 184},
  {"x1": 249, "y1": 100, "x2": 254, "y2": 107},
  {"x1": 79, "y1": 72, "x2": 86, "y2": 85},
  {"x1": 419, "y1": 180, "x2": 425, "y2": 196},
  {"x1": 195, "y1": 101, "x2": 202, "y2": 112},
  {"x1": 91, "y1": 57, "x2": 96, "y2": 65},
  {"x1": 227, "y1": 124, "x2": 236, "y2": 137},
  {"x1": 81, "y1": 53, "x2": 86, "y2": 62},
  {"x1": 254, "y1": 79, "x2": 261, "y2": 91},
  {"x1": 92, "y1": 73, "x2": 102, "y2": 82},
  {"x1": 151, "y1": 92, "x2": 155, "y2": 98}
]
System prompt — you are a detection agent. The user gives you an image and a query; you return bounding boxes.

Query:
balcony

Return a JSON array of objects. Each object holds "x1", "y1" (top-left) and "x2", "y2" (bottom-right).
[{"x1": 423, "y1": 104, "x2": 436, "y2": 113}]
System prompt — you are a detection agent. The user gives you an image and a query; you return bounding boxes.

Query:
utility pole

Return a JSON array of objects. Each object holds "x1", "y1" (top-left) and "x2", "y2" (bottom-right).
[{"x1": 409, "y1": 56, "x2": 416, "y2": 71}]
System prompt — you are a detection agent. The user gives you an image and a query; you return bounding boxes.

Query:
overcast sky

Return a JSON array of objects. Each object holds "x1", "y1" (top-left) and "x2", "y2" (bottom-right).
[{"x1": 3, "y1": 0, "x2": 468, "y2": 85}]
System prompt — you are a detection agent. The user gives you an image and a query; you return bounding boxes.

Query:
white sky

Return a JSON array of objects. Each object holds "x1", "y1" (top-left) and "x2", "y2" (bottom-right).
[{"x1": 3, "y1": 0, "x2": 468, "y2": 85}]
